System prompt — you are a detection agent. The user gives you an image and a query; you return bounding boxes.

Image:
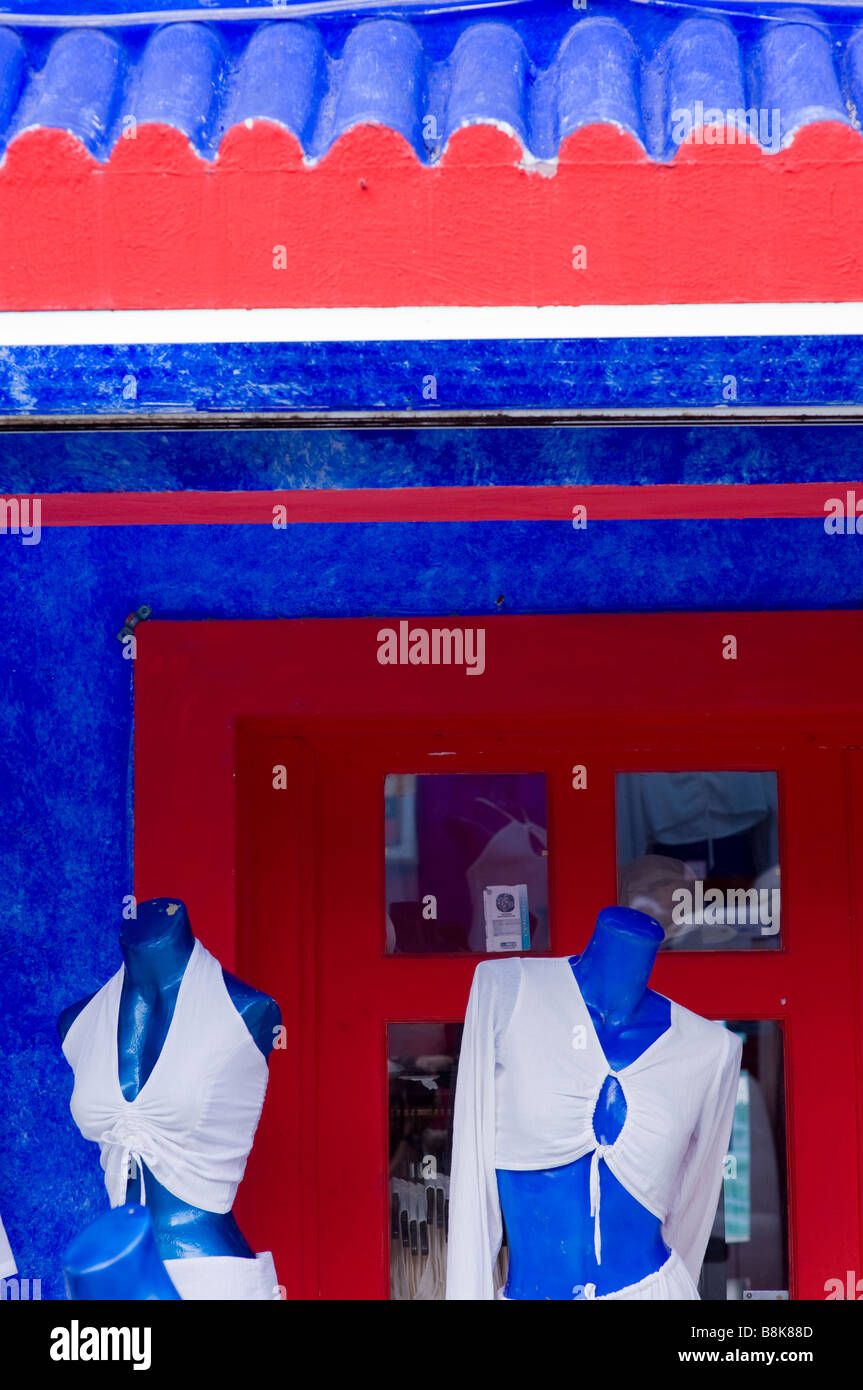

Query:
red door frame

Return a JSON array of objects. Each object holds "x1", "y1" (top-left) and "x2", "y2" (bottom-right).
[{"x1": 135, "y1": 613, "x2": 863, "y2": 1299}]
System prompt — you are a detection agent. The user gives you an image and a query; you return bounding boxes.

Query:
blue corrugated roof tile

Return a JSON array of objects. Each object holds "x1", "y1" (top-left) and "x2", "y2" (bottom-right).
[
  {"x1": 754, "y1": 16, "x2": 847, "y2": 135},
  {"x1": 331, "y1": 20, "x2": 426, "y2": 153},
  {"x1": 556, "y1": 18, "x2": 643, "y2": 149},
  {"x1": 0, "y1": 27, "x2": 25, "y2": 133},
  {"x1": 132, "y1": 22, "x2": 225, "y2": 148},
  {"x1": 230, "y1": 22, "x2": 325, "y2": 147},
  {"x1": 666, "y1": 18, "x2": 747, "y2": 134},
  {"x1": 446, "y1": 24, "x2": 530, "y2": 149},
  {"x1": 0, "y1": 7, "x2": 860, "y2": 165},
  {"x1": 20, "y1": 29, "x2": 124, "y2": 150}
]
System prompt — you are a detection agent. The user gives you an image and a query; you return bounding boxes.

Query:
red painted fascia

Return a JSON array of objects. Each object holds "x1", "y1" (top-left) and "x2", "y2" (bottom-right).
[{"x1": 1, "y1": 120, "x2": 862, "y2": 310}]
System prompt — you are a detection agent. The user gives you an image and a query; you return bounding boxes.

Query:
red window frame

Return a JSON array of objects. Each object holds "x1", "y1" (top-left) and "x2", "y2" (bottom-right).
[{"x1": 135, "y1": 612, "x2": 863, "y2": 1300}]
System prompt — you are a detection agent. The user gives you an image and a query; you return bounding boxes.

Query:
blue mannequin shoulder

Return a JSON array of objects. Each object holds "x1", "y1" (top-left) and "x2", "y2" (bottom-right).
[
  {"x1": 57, "y1": 993, "x2": 96, "y2": 1044},
  {"x1": 221, "y1": 971, "x2": 281, "y2": 1059}
]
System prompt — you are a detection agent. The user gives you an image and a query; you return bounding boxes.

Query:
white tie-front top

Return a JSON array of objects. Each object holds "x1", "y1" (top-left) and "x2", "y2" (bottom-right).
[
  {"x1": 445, "y1": 957, "x2": 742, "y2": 1300},
  {"x1": 61, "y1": 939, "x2": 269, "y2": 1213}
]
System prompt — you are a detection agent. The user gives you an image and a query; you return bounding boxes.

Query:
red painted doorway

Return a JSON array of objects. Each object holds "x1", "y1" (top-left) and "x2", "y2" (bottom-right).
[{"x1": 135, "y1": 613, "x2": 863, "y2": 1300}]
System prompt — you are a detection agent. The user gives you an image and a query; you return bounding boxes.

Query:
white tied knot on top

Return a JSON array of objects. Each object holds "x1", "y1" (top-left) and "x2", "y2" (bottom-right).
[
  {"x1": 588, "y1": 1066, "x2": 620, "y2": 1266},
  {"x1": 100, "y1": 1118, "x2": 160, "y2": 1207},
  {"x1": 588, "y1": 1140, "x2": 615, "y2": 1265}
]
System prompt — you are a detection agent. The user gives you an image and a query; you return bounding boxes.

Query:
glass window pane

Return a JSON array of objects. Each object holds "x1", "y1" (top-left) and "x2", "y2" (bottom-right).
[
  {"x1": 616, "y1": 772, "x2": 781, "y2": 950},
  {"x1": 388, "y1": 1022, "x2": 510, "y2": 1300},
  {"x1": 388, "y1": 1022, "x2": 460, "y2": 1301},
  {"x1": 385, "y1": 772, "x2": 549, "y2": 954},
  {"x1": 703, "y1": 1021, "x2": 789, "y2": 1300}
]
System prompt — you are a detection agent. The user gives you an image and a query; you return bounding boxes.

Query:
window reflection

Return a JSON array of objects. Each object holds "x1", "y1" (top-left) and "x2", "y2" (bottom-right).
[
  {"x1": 616, "y1": 772, "x2": 780, "y2": 949},
  {"x1": 389, "y1": 1019, "x2": 787, "y2": 1300},
  {"x1": 385, "y1": 773, "x2": 549, "y2": 954},
  {"x1": 703, "y1": 1021, "x2": 788, "y2": 1299},
  {"x1": 388, "y1": 1022, "x2": 459, "y2": 1301}
]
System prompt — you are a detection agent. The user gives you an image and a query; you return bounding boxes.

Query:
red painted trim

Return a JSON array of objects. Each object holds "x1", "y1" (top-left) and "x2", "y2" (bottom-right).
[
  {"x1": 3, "y1": 122, "x2": 863, "y2": 309},
  {"x1": 34, "y1": 481, "x2": 863, "y2": 526}
]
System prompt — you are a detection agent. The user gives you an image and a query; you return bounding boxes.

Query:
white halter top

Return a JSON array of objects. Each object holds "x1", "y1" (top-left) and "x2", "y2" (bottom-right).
[{"x1": 61, "y1": 939, "x2": 270, "y2": 1213}]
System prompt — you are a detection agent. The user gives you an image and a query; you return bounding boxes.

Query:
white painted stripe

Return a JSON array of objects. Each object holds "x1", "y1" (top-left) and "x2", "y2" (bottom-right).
[{"x1": 0, "y1": 303, "x2": 861, "y2": 347}]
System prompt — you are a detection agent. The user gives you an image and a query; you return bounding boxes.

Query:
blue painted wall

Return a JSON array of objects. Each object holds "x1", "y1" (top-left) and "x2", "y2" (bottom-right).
[
  {"x1": 5, "y1": 422, "x2": 863, "y2": 490},
  {"x1": 2, "y1": 422, "x2": 862, "y2": 1298},
  {"x1": 6, "y1": 337, "x2": 863, "y2": 416}
]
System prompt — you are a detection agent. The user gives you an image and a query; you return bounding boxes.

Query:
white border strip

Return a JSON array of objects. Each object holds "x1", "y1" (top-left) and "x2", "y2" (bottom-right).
[{"x1": 0, "y1": 303, "x2": 862, "y2": 346}]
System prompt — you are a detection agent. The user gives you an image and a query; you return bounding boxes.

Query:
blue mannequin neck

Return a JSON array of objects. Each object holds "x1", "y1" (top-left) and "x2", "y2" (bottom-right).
[
  {"x1": 570, "y1": 904, "x2": 664, "y2": 1030},
  {"x1": 119, "y1": 898, "x2": 194, "y2": 990}
]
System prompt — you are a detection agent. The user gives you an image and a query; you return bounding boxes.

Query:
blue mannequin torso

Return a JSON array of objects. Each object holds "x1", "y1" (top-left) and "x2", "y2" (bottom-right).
[
  {"x1": 63, "y1": 1205, "x2": 181, "y2": 1300},
  {"x1": 58, "y1": 898, "x2": 281, "y2": 1264},
  {"x1": 496, "y1": 905, "x2": 673, "y2": 1299}
]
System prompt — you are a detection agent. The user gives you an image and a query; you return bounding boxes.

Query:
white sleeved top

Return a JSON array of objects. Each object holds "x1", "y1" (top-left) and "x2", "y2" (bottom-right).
[
  {"x1": 445, "y1": 956, "x2": 742, "y2": 1300},
  {"x1": 61, "y1": 939, "x2": 270, "y2": 1213},
  {"x1": 0, "y1": 1212, "x2": 16, "y2": 1280}
]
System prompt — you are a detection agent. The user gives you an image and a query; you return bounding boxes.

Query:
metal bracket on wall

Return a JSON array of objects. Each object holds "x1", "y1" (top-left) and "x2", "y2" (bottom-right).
[{"x1": 117, "y1": 604, "x2": 153, "y2": 642}]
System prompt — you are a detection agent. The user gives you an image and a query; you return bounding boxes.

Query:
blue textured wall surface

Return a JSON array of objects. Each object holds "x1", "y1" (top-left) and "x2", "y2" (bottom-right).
[
  {"x1": 3, "y1": 421, "x2": 863, "y2": 491},
  {"x1": 1, "y1": 1, "x2": 863, "y2": 162},
  {"x1": 2, "y1": 422, "x2": 863, "y2": 1298},
  {"x1": 5, "y1": 336, "x2": 863, "y2": 416}
]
